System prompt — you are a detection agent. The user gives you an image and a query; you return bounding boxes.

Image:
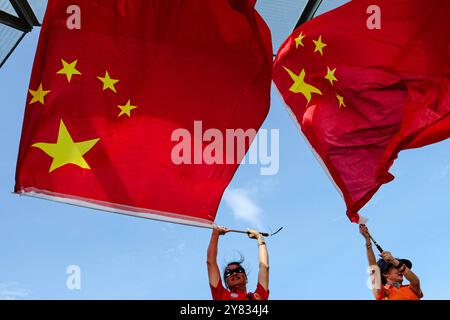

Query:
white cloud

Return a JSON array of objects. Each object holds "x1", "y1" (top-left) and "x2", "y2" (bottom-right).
[
  {"x1": 0, "y1": 282, "x2": 30, "y2": 300},
  {"x1": 222, "y1": 187, "x2": 263, "y2": 229},
  {"x1": 439, "y1": 164, "x2": 450, "y2": 179},
  {"x1": 430, "y1": 164, "x2": 450, "y2": 181},
  {"x1": 162, "y1": 240, "x2": 188, "y2": 265}
]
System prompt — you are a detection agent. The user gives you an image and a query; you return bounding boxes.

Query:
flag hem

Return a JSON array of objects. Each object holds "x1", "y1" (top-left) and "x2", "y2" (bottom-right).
[
  {"x1": 14, "y1": 188, "x2": 215, "y2": 229},
  {"x1": 272, "y1": 81, "x2": 345, "y2": 200},
  {"x1": 271, "y1": 81, "x2": 363, "y2": 223}
]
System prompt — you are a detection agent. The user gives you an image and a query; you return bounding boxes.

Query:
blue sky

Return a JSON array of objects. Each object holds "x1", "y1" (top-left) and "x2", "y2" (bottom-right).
[{"x1": 1, "y1": 0, "x2": 449, "y2": 300}]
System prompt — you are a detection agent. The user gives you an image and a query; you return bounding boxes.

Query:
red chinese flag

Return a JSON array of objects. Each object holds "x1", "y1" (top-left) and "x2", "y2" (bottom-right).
[
  {"x1": 15, "y1": 0, "x2": 272, "y2": 226},
  {"x1": 273, "y1": 0, "x2": 450, "y2": 223}
]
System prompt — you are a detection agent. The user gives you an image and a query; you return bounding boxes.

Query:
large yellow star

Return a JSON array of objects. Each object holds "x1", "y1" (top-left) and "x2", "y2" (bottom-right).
[
  {"x1": 313, "y1": 36, "x2": 327, "y2": 55},
  {"x1": 118, "y1": 99, "x2": 138, "y2": 117},
  {"x1": 283, "y1": 67, "x2": 322, "y2": 104},
  {"x1": 336, "y1": 93, "x2": 347, "y2": 108},
  {"x1": 57, "y1": 59, "x2": 81, "y2": 82},
  {"x1": 97, "y1": 71, "x2": 119, "y2": 93},
  {"x1": 294, "y1": 32, "x2": 306, "y2": 48},
  {"x1": 325, "y1": 67, "x2": 338, "y2": 86},
  {"x1": 32, "y1": 120, "x2": 100, "y2": 173},
  {"x1": 29, "y1": 83, "x2": 51, "y2": 105}
]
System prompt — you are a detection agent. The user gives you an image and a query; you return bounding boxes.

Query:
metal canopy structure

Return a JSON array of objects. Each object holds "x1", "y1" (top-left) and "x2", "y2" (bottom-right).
[
  {"x1": 0, "y1": 0, "x2": 46, "y2": 68},
  {"x1": 0, "y1": 0, "x2": 40, "y2": 32},
  {"x1": 293, "y1": 0, "x2": 323, "y2": 30},
  {"x1": 0, "y1": 0, "x2": 349, "y2": 69},
  {"x1": 256, "y1": 0, "x2": 349, "y2": 50}
]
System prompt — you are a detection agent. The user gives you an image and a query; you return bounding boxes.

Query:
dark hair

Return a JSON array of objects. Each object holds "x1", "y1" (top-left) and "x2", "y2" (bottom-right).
[
  {"x1": 223, "y1": 257, "x2": 246, "y2": 288},
  {"x1": 381, "y1": 265, "x2": 395, "y2": 285},
  {"x1": 381, "y1": 272, "x2": 387, "y2": 285}
]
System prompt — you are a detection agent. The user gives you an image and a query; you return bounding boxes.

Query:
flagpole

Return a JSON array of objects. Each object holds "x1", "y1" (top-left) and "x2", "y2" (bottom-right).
[
  {"x1": 15, "y1": 190, "x2": 282, "y2": 237},
  {"x1": 367, "y1": 232, "x2": 384, "y2": 253},
  {"x1": 226, "y1": 227, "x2": 283, "y2": 238}
]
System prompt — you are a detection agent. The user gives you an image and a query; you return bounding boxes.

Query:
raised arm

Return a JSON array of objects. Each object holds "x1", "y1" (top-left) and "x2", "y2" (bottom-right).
[
  {"x1": 247, "y1": 229, "x2": 269, "y2": 291},
  {"x1": 207, "y1": 226, "x2": 228, "y2": 287},
  {"x1": 359, "y1": 224, "x2": 381, "y2": 298},
  {"x1": 381, "y1": 251, "x2": 423, "y2": 298},
  {"x1": 402, "y1": 267, "x2": 423, "y2": 298}
]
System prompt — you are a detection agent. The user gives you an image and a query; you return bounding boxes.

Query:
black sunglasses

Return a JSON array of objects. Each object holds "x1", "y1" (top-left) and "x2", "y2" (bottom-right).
[{"x1": 224, "y1": 266, "x2": 246, "y2": 279}]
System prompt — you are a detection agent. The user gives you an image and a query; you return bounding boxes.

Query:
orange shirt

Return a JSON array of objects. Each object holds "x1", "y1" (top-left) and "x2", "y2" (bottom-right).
[{"x1": 376, "y1": 284, "x2": 422, "y2": 300}]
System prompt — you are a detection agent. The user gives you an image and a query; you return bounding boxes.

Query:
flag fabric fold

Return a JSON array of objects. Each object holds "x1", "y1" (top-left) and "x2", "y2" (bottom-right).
[
  {"x1": 273, "y1": 0, "x2": 450, "y2": 222},
  {"x1": 15, "y1": 0, "x2": 272, "y2": 226}
]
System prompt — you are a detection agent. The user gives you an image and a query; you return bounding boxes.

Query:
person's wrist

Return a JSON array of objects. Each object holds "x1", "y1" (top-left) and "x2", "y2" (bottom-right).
[
  {"x1": 257, "y1": 236, "x2": 266, "y2": 245},
  {"x1": 397, "y1": 262, "x2": 406, "y2": 273}
]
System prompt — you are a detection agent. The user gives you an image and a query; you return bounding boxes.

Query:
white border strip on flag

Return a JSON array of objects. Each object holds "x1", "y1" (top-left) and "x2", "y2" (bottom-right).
[
  {"x1": 272, "y1": 81, "x2": 344, "y2": 199},
  {"x1": 273, "y1": 82, "x2": 369, "y2": 224},
  {"x1": 15, "y1": 188, "x2": 215, "y2": 229}
]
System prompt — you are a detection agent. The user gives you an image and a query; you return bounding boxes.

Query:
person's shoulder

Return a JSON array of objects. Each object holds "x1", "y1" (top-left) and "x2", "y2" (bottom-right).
[
  {"x1": 405, "y1": 284, "x2": 424, "y2": 299},
  {"x1": 210, "y1": 278, "x2": 225, "y2": 290},
  {"x1": 401, "y1": 284, "x2": 416, "y2": 292},
  {"x1": 253, "y1": 282, "x2": 269, "y2": 300}
]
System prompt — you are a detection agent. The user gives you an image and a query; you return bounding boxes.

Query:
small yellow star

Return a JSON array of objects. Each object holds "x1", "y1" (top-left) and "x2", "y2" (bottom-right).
[
  {"x1": 29, "y1": 83, "x2": 51, "y2": 105},
  {"x1": 97, "y1": 71, "x2": 119, "y2": 93},
  {"x1": 57, "y1": 59, "x2": 81, "y2": 82},
  {"x1": 336, "y1": 93, "x2": 347, "y2": 108},
  {"x1": 294, "y1": 32, "x2": 306, "y2": 48},
  {"x1": 32, "y1": 120, "x2": 100, "y2": 172},
  {"x1": 118, "y1": 99, "x2": 138, "y2": 117},
  {"x1": 325, "y1": 67, "x2": 338, "y2": 86},
  {"x1": 283, "y1": 67, "x2": 322, "y2": 105},
  {"x1": 313, "y1": 36, "x2": 327, "y2": 55}
]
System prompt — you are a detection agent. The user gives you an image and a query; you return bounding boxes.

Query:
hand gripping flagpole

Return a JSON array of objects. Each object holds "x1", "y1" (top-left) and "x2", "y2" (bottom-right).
[{"x1": 366, "y1": 229, "x2": 384, "y2": 253}]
